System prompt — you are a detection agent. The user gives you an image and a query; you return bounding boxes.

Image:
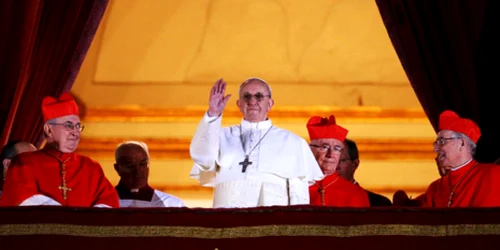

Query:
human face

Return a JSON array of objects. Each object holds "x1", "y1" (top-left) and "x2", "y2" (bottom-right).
[
  {"x1": 309, "y1": 138, "x2": 344, "y2": 175},
  {"x1": 45, "y1": 115, "x2": 82, "y2": 153},
  {"x1": 114, "y1": 145, "x2": 149, "y2": 189},
  {"x1": 336, "y1": 144, "x2": 357, "y2": 182},
  {"x1": 433, "y1": 130, "x2": 464, "y2": 169},
  {"x1": 237, "y1": 80, "x2": 274, "y2": 122}
]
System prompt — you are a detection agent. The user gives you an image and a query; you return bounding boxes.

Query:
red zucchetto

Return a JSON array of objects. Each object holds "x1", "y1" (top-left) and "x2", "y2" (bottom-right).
[
  {"x1": 307, "y1": 115, "x2": 348, "y2": 142},
  {"x1": 42, "y1": 92, "x2": 79, "y2": 122},
  {"x1": 439, "y1": 110, "x2": 481, "y2": 143}
]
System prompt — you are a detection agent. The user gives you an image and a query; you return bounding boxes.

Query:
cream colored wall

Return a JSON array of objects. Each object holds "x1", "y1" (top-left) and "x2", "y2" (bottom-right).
[
  {"x1": 71, "y1": 0, "x2": 437, "y2": 207},
  {"x1": 94, "y1": 0, "x2": 407, "y2": 84},
  {"x1": 72, "y1": 0, "x2": 418, "y2": 108}
]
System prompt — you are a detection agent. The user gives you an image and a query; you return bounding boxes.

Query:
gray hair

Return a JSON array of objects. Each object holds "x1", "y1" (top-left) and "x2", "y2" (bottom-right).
[
  {"x1": 43, "y1": 118, "x2": 57, "y2": 138},
  {"x1": 451, "y1": 131, "x2": 477, "y2": 156},
  {"x1": 45, "y1": 118, "x2": 57, "y2": 125},
  {"x1": 238, "y1": 77, "x2": 272, "y2": 98},
  {"x1": 115, "y1": 141, "x2": 150, "y2": 161}
]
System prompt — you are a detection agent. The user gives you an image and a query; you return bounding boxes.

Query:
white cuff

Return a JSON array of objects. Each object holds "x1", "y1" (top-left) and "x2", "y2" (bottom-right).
[
  {"x1": 203, "y1": 111, "x2": 221, "y2": 123},
  {"x1": 19, "y1": 194, "x2": 62, "y2": 206},
  {"x1": 94, "y1": 204, "x2": 112, "y2": 208}
]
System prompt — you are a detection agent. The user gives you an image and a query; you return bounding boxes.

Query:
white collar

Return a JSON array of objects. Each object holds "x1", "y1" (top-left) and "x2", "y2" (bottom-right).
[
  {"x1": 450, "y1": 158, "x2": 473, "y2": 171},
  {"x1": 240, "y1": 118, "x2": 272, "y2": 133}
]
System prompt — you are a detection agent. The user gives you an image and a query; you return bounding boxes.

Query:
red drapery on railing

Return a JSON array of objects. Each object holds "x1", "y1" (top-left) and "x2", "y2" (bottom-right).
[
  {"x1": 1, "y1": 206, "x2": 500, "y2": 250},
  {"x1": 0, "y1": 0, "x2": 109, "y2": 148},
  {"x1": 375, "y1": 0, "x2": 500, "y2": 162}
]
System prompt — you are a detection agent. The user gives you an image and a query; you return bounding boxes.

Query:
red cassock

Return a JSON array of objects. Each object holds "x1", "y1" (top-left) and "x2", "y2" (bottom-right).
[
  {"x1": 420, "y1": 159, "x2": 500, "y2": 207},
  {"x1": 1, "y1": 146, "x2": 119, "y2": 207},
  {"x1": 309, "y1": 172, "x2": 370, "y2": 207}
]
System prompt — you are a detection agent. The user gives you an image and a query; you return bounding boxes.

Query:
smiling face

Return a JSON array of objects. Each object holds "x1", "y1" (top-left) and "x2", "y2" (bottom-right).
[
  {"x1": 43, "y1": 115, "x2": 81, "y2": 153},
  {"x1": 433, "y1": 130, "x2": 469, "y2": 169},
  {"x1": 237, "y1": 79, "x2": 274, "y2": 122}
]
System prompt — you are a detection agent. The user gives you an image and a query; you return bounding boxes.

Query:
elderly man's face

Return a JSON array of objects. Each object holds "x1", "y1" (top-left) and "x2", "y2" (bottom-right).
[
  {"x1": 309, "y1": 138, "x2": 344, "y2": 176},
  {"x1": 114, "y1": 145, "x2": 150, "y2": 189},
  {"x1": 237, "y1": 80, "x2": 274, "y2": 122},
  {"x1": 46, "y1": 115, "x2": 81, "y2": 153},
  {"x1": 433, "y1": 130, "x2": 464, "y2": 169}
]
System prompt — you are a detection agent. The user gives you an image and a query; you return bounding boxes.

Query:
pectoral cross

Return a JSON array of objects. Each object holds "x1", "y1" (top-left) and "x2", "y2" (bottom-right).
[
  {"x1": 239, "y1": 156, "x2": 252, "y2": 173},
  {"x1": 58, "y1": 161, "x2": 72, "y2": 200},
  {"x1": 59, "y1": 184, "x2": 72, "y2": 200}
]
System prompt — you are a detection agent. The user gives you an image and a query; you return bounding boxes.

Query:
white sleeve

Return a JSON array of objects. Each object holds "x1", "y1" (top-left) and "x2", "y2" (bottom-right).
[
  {"x1": 175, "y1": 198, "x2": 186, "y2": 208},
  {"x1": 288, "y1": 178, "x2": 310, "y2": 205},
  {"x1": 94, "y1": 204, "x2": 112, "y2": 208},
  {"x1": 19, "y1": 194, "x2": 62, "y2": 206},
  {"x1": 189, "y1": 111, "x2": 222, "y2": 172},
  {"x1": 301, "y1": 139, "x2": 324, "y2": 185},
  {"x1": 189, "y1": 163, "x2": 217, "y2": 187}
]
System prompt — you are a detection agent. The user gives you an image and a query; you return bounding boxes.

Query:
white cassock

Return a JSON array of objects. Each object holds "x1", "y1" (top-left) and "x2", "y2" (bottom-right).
[
  {"x1": 119, "y1": 190, "x2": 185, "y2": 208},
  {"x1": 190, "y1": 113, "x2": 324, "y2": 208}
]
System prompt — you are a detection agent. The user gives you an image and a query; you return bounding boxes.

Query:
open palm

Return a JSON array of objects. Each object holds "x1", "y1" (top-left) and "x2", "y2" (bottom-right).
[{"x1": 208, "y1": 78, "x2": 231, "y2": 117}]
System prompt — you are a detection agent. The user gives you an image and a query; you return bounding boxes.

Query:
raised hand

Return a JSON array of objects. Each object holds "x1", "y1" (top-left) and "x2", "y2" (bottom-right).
[{"x1": 208, "y1": 78, "x2": 231, "y2": 117}]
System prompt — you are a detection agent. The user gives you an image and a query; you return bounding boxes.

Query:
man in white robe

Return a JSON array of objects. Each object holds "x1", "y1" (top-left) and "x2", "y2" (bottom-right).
[
  {"x1": 114, "y1": 141, "x2": 185, "y2": 208},
  {"x1": 190, "y1": 78, "x2": 324, "y2": 208}
]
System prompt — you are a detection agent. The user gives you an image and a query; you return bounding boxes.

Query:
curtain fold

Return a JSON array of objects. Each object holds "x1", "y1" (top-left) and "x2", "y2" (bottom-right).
[
  {"x1": 376, "y1": 0, "x2": 499, "y2": 161},
  {"x1": 0, "y1": 0, "x2": 109, "y2": 148},
  {"x1": 0, "y1": 0, "x2": 43, "y2": 147}
]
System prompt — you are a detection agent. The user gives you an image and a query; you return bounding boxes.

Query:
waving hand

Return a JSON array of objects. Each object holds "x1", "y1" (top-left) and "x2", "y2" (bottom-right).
[{"x1": 207, "y1": 78, "x2": 232, "y2": 117}]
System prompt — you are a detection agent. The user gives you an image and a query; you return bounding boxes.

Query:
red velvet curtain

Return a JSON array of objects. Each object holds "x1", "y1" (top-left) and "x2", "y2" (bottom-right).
[
  {"x1": 375, "y1": 0, "x2": 500, "y2": 162},
  {"x1": 0, "y1": 0, "x2": 109, "y2": 148}
]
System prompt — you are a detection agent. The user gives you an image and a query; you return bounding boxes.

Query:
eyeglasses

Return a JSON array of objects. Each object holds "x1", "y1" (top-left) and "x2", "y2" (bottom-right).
[
  {"x1": 433, "y1": 137, "x2": 460, "y2": 146},
  {"x1": 48, "y1": 121, "x2": 84, "y2": 132},
  {"x1": 309, "y1": 144, "x2": 343, "y2": 154},
  {"x1": 241, "y1": 92, "x2": 270, "y2": 102},
  {"x1": 339, "y1": 158, "x2": 352, "y2": 163}
]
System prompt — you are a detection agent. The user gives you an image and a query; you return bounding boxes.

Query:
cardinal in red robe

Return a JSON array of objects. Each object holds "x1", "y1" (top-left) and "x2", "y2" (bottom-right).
[
  {"x1": 0, "y1": 93, "x2": 119, "y2": 207},
  {"x1": 306, "y1": 115, "x2": 370, "y2": 207},
  {"x1": 394, "y1": 110, "x2": 500, "y2": 208}
]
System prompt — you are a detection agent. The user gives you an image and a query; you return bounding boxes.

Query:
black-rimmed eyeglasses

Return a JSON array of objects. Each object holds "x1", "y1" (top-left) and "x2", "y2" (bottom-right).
[{"x1": 339, "y1": 158, "x2": 353, "y2": 163}]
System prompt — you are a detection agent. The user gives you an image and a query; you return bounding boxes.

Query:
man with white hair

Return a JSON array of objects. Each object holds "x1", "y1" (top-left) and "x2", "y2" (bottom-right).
[
  {"x1": 395, "y1": 110, "x2": 500, "y2": 207},
  {"x1": 306, "y1": 115, "x2": 370, "y2": 207},
  {"x1": 1, "y1": 93, "x2": 118, "y2": 207},
  {"x1": 190, "y1": 78, "x2": 323, "y2": 208},
  {"x1": 114, "y1": 141, "x2": 185, "y2": 208}
]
